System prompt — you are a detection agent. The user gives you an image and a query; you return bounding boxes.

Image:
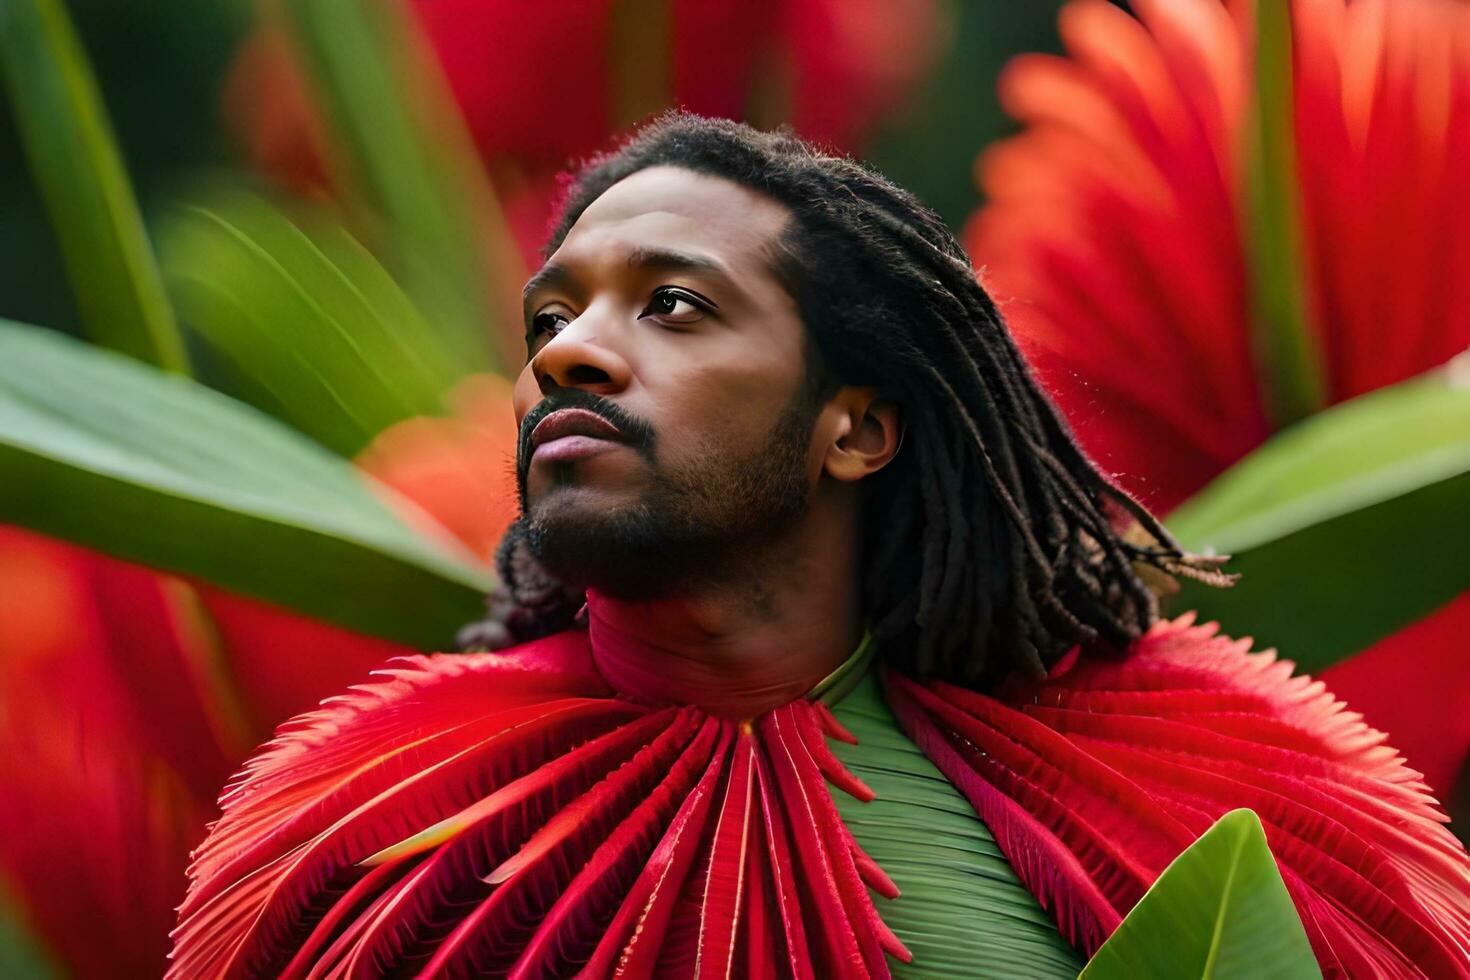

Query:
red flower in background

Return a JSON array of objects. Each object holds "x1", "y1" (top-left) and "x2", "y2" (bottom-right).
[
  {"x1": 966, "y1": 0, "x2": 1470, "y2": 800},
  {"x1": 0, "y1": 377, "x2": 518, "y2": 976},
  {"x1": 225, "y1": 0, "x2": 938, "y2": 259},
  {"x1": 0, "y1": 533, "x2": 230, "y2": 979}
]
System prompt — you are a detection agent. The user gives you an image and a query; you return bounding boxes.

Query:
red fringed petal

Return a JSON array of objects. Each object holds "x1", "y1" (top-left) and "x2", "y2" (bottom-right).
[
  {"x1": 796, "y1": 702, "x2": 876, "y2": 803},
  {"x1": 344, "y1": 708, "x2": 690, "y2": 974},
  {"x1": 171, "y1": 631, "x2": 906, "y2": 976},
  {"x1": 696, "y1": 729, "x2": 759, "y2": 977},
  {"x1": 589, "y1": 727, "x2": 729, "y2": 980},
  {"x1": 753, "y1": 750, "x2": 816, "y2": 980},
  {"x1": 762, "y1": 708, "x2": 871, "y2": 976},
  {"x1": 888, "y1": 616, "x2": 1470, "y2": 979},
  {"x1": 814, "y1": 700, "x2": 859, "y2": 745},
  {"x1": 513, "y1": 716, "x2": 722, "y2": 978}
]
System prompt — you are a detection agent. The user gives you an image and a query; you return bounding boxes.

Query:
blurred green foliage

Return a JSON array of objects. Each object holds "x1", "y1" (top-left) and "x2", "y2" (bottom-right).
[
  {"x1": 0, "y1": 0, "x2": 250, "y2": 334},
  {"x1": 0, "y1": 881, "x2": 56, "y2": 980},
  {"x1": 0, "y1": 1, "x2": 1066, "y2": 337},
  {"x1": 868, "y1": 0, "x2": 1066, "y2": 228}
]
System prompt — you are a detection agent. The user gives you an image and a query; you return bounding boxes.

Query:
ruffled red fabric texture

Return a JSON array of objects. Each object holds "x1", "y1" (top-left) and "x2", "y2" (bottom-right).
[
  {"x1": 168, "y1": 630, "x2": 907, "y2": 978},
  {"x1": 172, "y1": 616, "x2": 1470, "y2": 977},
  {"x1": 888, "y1": 614, "x2": 1470, "y2": 979}
]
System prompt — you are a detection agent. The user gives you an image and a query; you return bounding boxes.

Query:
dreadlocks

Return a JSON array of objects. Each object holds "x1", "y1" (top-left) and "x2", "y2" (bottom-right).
[{"x1": 477, "y1": 111, "x2": 1229, "y2": 685}]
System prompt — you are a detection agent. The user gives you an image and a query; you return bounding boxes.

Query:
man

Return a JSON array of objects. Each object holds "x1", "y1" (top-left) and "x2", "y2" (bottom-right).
[{"x1": 170, "y1": 114, "x2": 1470, "y2": 977}]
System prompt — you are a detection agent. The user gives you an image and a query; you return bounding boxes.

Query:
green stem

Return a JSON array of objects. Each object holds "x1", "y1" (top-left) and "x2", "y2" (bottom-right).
[{"x1": 1243, "y1": 0, "x2": 1325, "y2": 429}]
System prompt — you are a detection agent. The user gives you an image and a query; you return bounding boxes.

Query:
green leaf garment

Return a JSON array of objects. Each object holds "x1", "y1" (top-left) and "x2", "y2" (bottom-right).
[{"x1": 170, "y1": 594, "x2": 1470, "y2": 978}]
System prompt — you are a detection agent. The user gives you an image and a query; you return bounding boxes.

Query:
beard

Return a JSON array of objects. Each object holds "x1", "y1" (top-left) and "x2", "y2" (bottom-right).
[{"x1": 515, "y1": 388, "x2": 820, "y2": 601}]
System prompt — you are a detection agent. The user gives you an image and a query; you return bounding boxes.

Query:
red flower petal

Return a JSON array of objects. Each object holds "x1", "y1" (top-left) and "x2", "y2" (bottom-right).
[
  {"x1": 696, "y1": 728, "x2": 759, "y2": 976},
  {"x1": 511, "y1": 716, "x2": 722, "y2": 977},
  {"x1": 889, "y1": 615, "x2": 1470, "y2": 977},
  {"x1": 752, "y1": 750, "x2": 816, "y2": 979},
  {"x1": 586, "y1": 726, "x2": 729, "y2": 979},
  {"x1": 760, "y1": 708, "x2": 871, "y2": 976}
]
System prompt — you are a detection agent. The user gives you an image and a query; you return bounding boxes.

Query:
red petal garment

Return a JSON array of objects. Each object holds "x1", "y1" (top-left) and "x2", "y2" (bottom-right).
[
  {"x1": 168, "y1": 629, "x2": 910, "y2": 978},
  {"x1": 887, "y1": 614, "x2": 1470, "y2": 979},
  {"x1": 172, "y1": 613, "x2": 1470, "y2": 977}
]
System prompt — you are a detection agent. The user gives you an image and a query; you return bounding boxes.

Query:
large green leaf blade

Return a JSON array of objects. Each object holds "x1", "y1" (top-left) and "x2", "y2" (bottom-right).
[
  {"x1": 1081, "y1": 809, "x2": 1319, "y2": 979},
  {"x1": 0, "y1": 0, "x2": 186, "y2": 372},
  {"x1": 0, "y1": 320, "x2": 493, "y2": 648},
  {"x1": 830, "y1": 673, "x2": 1083, "y2": 978},
  {"x1": 161, "y1": 187, "x2": 466, "y2": 457},
  {"x1": 1166, "y1": 362, "x2": 1470, "y2": 673}
]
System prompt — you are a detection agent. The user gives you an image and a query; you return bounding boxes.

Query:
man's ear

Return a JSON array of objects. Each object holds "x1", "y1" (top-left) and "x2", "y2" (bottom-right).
[{"x1": 821, "y1": 386, "x2": 903, "y2": 482}]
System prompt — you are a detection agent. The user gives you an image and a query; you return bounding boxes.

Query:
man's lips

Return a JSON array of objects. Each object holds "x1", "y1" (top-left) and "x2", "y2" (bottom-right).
[{"x1": 529, "y1": 408, "x2": 625, "y2": 462}]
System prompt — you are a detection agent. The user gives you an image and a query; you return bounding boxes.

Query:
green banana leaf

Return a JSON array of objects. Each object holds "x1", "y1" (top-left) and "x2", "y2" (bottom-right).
[
  {"x1": 0, "y1": 0, "x2": 186, "y2": 373},
  {"x1": 830, "y1": 673, "x2": 1083, "y2": 978},
  {"x1": 282, "y1": 0, "x2": 519, "y2": 374},
  {"x1": 1165, "y1": 363, "x2": 1470, "y2": 673},
  {"x1": 0, "y1": 320, "x2": 493, "y2": 649},
  {"x1": 1242, "y1": 0, "x2": 1323, "y2": 427},
  {"x1": 1081, "y1": 809, "x2": 1319, "y2": 979},
  {"x1": 161, "y1": 188, "x2": 467, "y2": 457}
]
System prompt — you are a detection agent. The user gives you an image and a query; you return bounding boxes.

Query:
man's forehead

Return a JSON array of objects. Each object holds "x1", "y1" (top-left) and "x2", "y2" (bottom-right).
[{"x1": 552, "y1": 166, "x2": 790, "y2": 269}]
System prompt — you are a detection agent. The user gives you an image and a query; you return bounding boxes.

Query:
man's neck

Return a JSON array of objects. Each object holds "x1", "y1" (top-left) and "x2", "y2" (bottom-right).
[{"x1": 583, "y1": 498, "x2": 864, "y2": 718}]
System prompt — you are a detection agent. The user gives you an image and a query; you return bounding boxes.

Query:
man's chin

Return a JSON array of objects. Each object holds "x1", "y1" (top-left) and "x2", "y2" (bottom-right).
[
  {"x1": 523, "y1": 504, "x2": 691, "y2": 601},
  {"x1": 523, "y1": 449, "x2": 650, "y2": 508},
  {"x1": 523, "y1": 485, "x2": 642, "y2": 532}
]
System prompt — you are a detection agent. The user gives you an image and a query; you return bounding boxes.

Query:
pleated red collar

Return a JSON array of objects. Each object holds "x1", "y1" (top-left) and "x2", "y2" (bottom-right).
[{"x1": 169, "y1": 617, "x2": 1470, "y2": 977}]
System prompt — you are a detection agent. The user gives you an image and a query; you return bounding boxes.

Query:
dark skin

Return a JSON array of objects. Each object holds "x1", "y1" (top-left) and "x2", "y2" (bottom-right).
[{"x1": 514, "y1": 166, "x2": 902, "y2": 714}]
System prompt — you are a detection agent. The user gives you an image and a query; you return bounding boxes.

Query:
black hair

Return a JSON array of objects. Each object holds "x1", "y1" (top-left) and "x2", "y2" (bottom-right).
[{"x1": 470, "y1": 111, "x2": 1229, "y2": 684}]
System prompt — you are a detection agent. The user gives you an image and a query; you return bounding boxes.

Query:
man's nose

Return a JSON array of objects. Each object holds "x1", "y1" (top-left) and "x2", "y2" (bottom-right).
[{"x1": 530, "y1": 314, "x2": 632, "y2": 397}]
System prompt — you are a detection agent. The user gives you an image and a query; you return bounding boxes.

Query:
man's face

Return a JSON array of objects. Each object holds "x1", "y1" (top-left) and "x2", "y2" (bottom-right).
[{"x1": 513, "y1": 166, "x2": 823, "y2": 597}]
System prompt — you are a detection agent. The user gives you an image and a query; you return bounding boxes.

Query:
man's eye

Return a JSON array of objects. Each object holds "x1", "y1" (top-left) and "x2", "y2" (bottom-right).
[
  {"x1": 640, "y1": 288, "x2": 707, "y2": 323},
  {"x1": 531, "y1": 311, "x2": 570, "y2": 338}
]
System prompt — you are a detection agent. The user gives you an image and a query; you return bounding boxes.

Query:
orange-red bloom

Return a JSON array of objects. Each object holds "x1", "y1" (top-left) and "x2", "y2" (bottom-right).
[
  {"x1": 966, "y1": 0, "x2": 1470, "y2": 800},
  {"x1": 355, "y1": 373, "x2": 521, "y2": 561},
  {"x1": 0, "y1": 376, "x2": 518, "y2": 976},
  {"x1": 0, "y1": 530, "x2": 231, "y2": 978}
]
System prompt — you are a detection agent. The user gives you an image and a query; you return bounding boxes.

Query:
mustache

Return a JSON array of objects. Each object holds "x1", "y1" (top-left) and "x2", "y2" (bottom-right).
[{"x1": 516, "y1": 389, "x2": 657, "y2": 474}]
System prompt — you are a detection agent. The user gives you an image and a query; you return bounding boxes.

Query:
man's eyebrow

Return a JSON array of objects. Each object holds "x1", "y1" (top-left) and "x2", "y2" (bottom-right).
[{"x1": 622, "y1": 246, "x2": 730, "y2": 284}]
